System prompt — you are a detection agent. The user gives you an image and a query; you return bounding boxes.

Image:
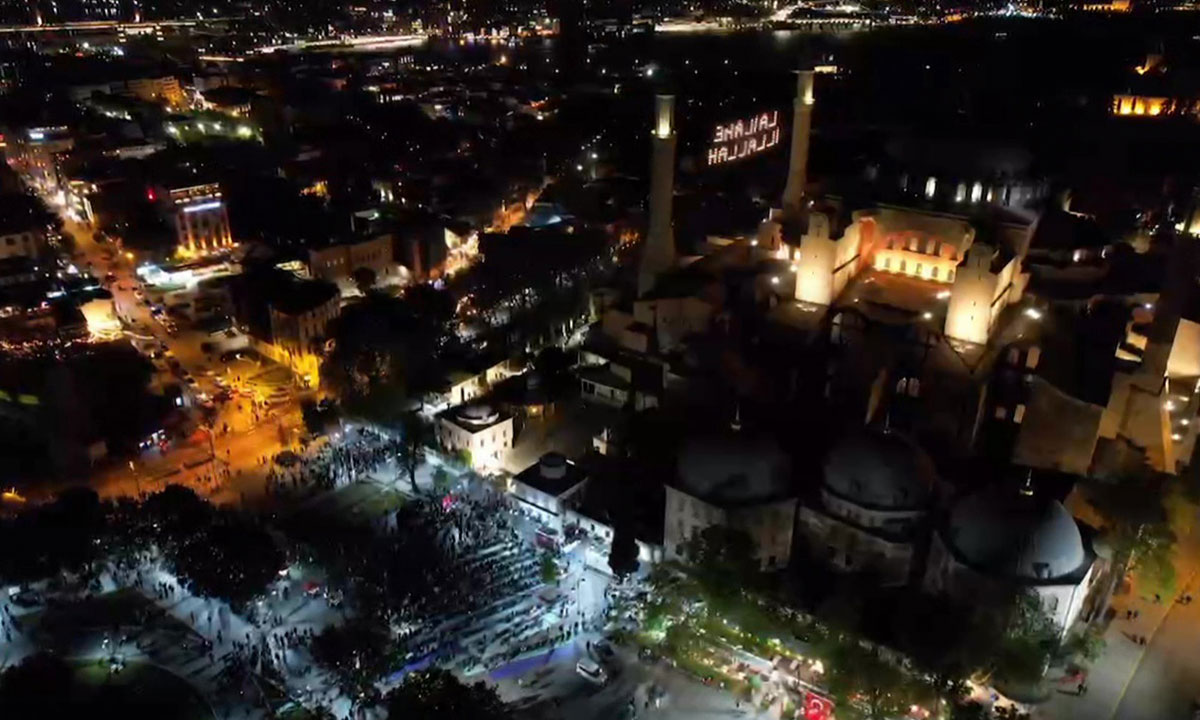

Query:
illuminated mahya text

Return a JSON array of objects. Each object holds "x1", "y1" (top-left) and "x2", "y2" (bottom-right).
[{"x1": 707, "y1": 110, "x2": 782, "y2": 166}]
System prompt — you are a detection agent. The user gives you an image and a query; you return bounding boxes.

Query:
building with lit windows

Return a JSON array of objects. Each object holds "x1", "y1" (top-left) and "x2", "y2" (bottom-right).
[
  {"x1": 437, "y1": 403, "x2": 514, "y2": 471},
  {"x1": 166, "y1": 183, "x2": 232, "y2": 257},
  {"x1": 5, "y1": 126, "x2": 74, "y2": 196},
  {"x1": 124, "y1": 76, "x2": 185, "y2": 107},
  {"x1": 308, "y1": 234, "x2": 401, "y2": 293},
  {"x1": 263, "y1": 280, "x2": 339, "y2": 388}
]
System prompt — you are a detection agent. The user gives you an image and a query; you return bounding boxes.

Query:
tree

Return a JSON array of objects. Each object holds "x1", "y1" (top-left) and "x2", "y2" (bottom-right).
[
  {"x1": 352, "y1": 266, "x2": 377, "y2": 295},
  {"x1": 398, "y1": 412, "x2": 429, "y2": 493},
  {"x1": 608, "y1": 523, "x2": 640, "y2": 578},
  {"x1": 456, "y1": 447, "x2": 473, "y2": 469},
  {"x1": 1059, "y1": 625, "x2": 1106, "y2": 665},
  {"x1": 540, "y1": 553, "x2": 560, "y2": 584},
  {"x1": 312, "y1": 620, "x2": 393, "y2": 702},
  {"x1": 0, "y1": 488, "x2": 110, "y2": 585},
  {"x1": 167, "y1": 513, "x2": 282, "y2": 609},
  {"x1": 984, "y1": 590, "x2": 1062, "y2": 688},
  {"x1": 1083, "y1": 472, "x2": 1177, "y2": 613},
  {"x1": 142, "y1": 485, "x2": 213, "y2": 540},
  {"x1": 950, "y1": 701, "x2": 991, "y2": 720},
  {"x1": 384, "y1": 669, "x2": 509, "y2": 719},
  {"x1": 821, "y1": 637, "x2": 928, "y2": 720},
  {"x1": 533, "y1": 345, "x2": 573, "y2": 398},
  {"x1": 432, "y1": 467, "x2": 452, "y2": 495},
  {"x1": 301, "y1": 398, "x2": 340, "y2": 436},
  {"x1": 893, "y1": 594, "x2": 972, "y2": 713},
  {"x1": 683, "y1": 525, "x2": 759, "y2": 610},
  {"x1": 0, "y1": 652, "x2": 76, "y2": 717}
]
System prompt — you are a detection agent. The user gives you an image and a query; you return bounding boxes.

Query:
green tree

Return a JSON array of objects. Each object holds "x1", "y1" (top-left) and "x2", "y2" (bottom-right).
[
  {"x1": 1059, "y1": 625, "x2": 1106, "y2": 665},
  {"x1": 1083, "y1": 472, "x2": 1177, "y2": 612},
  {"x1": 432, "y1": 466, "x2": 452, "y2": 494},
  {"x1": 384, "y1": 669, "x2": 509, "y2": 719},
  {"x1": 984, "y1": 591, "x2": 1062, "y2": 687},
  {"x1": 683, "y1": 525, "x2": 759, "y2": 611},
  {"x1": 822, "y1": 637, "x2": 926, "y2": 720},
  {"x1": 398, "y1": 412, "x2": 429, "y2": 494},
  {"x1": 456, "y1": 447, "x2": 473, "y2": 469},
  {"x1": 540, "y1": 553, "x2": 560, "y2": 584}
]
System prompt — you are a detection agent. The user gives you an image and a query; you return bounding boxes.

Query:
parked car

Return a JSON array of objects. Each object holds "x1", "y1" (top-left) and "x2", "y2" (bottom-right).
[{"x1": 11, "y1": 589, "x2": 44, "y2": 608}]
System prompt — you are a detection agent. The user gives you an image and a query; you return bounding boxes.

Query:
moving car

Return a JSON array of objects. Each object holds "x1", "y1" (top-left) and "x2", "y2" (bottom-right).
[
  {"x1": 576, "y1": 658, "x2": 607, "y2": 685},
  {"x1": 593, "y1": 640, "x2": 616, "y2": 663}
]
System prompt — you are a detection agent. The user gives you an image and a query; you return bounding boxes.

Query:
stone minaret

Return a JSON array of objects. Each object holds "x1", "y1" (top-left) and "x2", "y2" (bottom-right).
[
  {"x1": 639, "y1": 94, "x2": 677, "y2": 298},
  {"x1": 781, "y1": 70, "x2": 815, "y2": 216}
]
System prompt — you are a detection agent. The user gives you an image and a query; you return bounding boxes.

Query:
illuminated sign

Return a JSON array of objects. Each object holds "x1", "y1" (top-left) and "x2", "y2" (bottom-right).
[
  {"x1": 706, "y1": 110, "x2": 782, "y2": 166},
  {"x1": 182, "y1": 201, "x2": 223, "y2": 213}
]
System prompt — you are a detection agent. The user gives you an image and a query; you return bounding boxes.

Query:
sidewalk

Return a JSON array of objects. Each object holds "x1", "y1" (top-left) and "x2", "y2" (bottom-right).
[{"x1": 1035, "y1": 556, "x2": 1198, "y2": 719}]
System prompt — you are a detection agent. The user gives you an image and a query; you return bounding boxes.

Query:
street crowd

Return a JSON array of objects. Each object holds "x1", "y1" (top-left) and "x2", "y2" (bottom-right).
[{"x1": 263, "y1": 427, "x2": 403, "y2": 496}]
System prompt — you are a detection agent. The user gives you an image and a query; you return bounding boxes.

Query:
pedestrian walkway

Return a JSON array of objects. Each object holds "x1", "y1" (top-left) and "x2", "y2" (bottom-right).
[{"x1": 1036, "y1": 576, "x2": 1198, "y2": 719}]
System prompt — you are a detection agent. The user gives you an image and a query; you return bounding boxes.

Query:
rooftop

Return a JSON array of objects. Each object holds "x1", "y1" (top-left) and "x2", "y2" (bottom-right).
[
  {"x1": 514, "y1": 452, "x2": 589, "y2": 498},
  {"x1": 268, "y1": 278, "x2": 338, "y2": 315},
  {"x1": 438, "y1": 402, "x2": 511, "y2": 433}
]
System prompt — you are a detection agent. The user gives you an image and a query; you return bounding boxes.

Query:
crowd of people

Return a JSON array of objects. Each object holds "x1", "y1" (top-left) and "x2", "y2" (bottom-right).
[{"x1": 264, "y1": 427, "x2": 403, "y2": 496}]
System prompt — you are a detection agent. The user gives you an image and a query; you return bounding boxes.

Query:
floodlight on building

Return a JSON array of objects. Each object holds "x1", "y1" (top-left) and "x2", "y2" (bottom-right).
[
  {"x1": 1165, "y1": 400, "x2": 1176, "y2": 411},
  {"x1": 1024, "y1": 307, "x2": 1042, "y2": 320},
  {"x1": 771, "y1": 276, "x2": 779, "y2": 285},
  {"x1": 936, "y1": 290, "x2": 951, "y2": 300},
  {"x1": 183, "y1": 201, "x2": 223, "y2": 213},
  {"x1": 922, "y1": 312, "x2": 933, "y2": 320},
  {"x1": 1182, "y1": 418, "x2": 1191, "y2": 426}
]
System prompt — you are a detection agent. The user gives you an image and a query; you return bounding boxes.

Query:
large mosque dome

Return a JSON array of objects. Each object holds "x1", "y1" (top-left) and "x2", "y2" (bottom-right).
[
  {"x1": 947, "y1": 490, "x2": 1088, "y2": 582},
  {"x1": 823, "y1": 431, "x2": 936, "y2": 510},
  {"x1": 677, "y1": 431, "x2": 793, "y2": 505}
]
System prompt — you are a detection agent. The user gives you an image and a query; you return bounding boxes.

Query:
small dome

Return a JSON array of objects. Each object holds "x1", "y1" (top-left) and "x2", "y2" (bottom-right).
[
  {"x1": 458, "y1": 404, "x2": 499, "y2": 425},
  {"x1": 948, "y1": 491, "x2": 1087, "y2": 581},
  {"x1": 539, "y1": 452, "x2": 568, "y2": 480},
  {"x1": 677, "y1": 432, "x2": 792, "y2": 505},
  {"x1": 823, "y1": 431, "x2": 935, "y2": 510}
]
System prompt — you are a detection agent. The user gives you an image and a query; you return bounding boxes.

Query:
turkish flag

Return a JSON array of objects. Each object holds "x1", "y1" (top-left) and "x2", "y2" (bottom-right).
[{"x1": 803, "y1": 691, "x2": 834, "y2": 720}]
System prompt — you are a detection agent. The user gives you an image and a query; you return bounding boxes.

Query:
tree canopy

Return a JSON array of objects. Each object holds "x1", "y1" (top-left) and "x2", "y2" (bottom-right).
[
  {"x1": 384, "y1": 669, "x2": 509, "y2": 720},
  {"x1": 608, "y1": 523, "x2": 640, "y2": 578},
  {"x1": 167, "y1": 514, "x2": 283, "y2": 610},
  {"x1": 683, "y1": 525, "x2": 760, "y2": 610}
]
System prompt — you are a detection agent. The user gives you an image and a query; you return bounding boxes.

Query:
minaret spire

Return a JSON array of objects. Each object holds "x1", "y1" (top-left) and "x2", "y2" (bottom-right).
[
  {"x1": 639, "y1": 94, "x2": 678, "y2": 297},
  {"x1": 782, "y1": 70, "x2": 815, "y2": 217}
]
